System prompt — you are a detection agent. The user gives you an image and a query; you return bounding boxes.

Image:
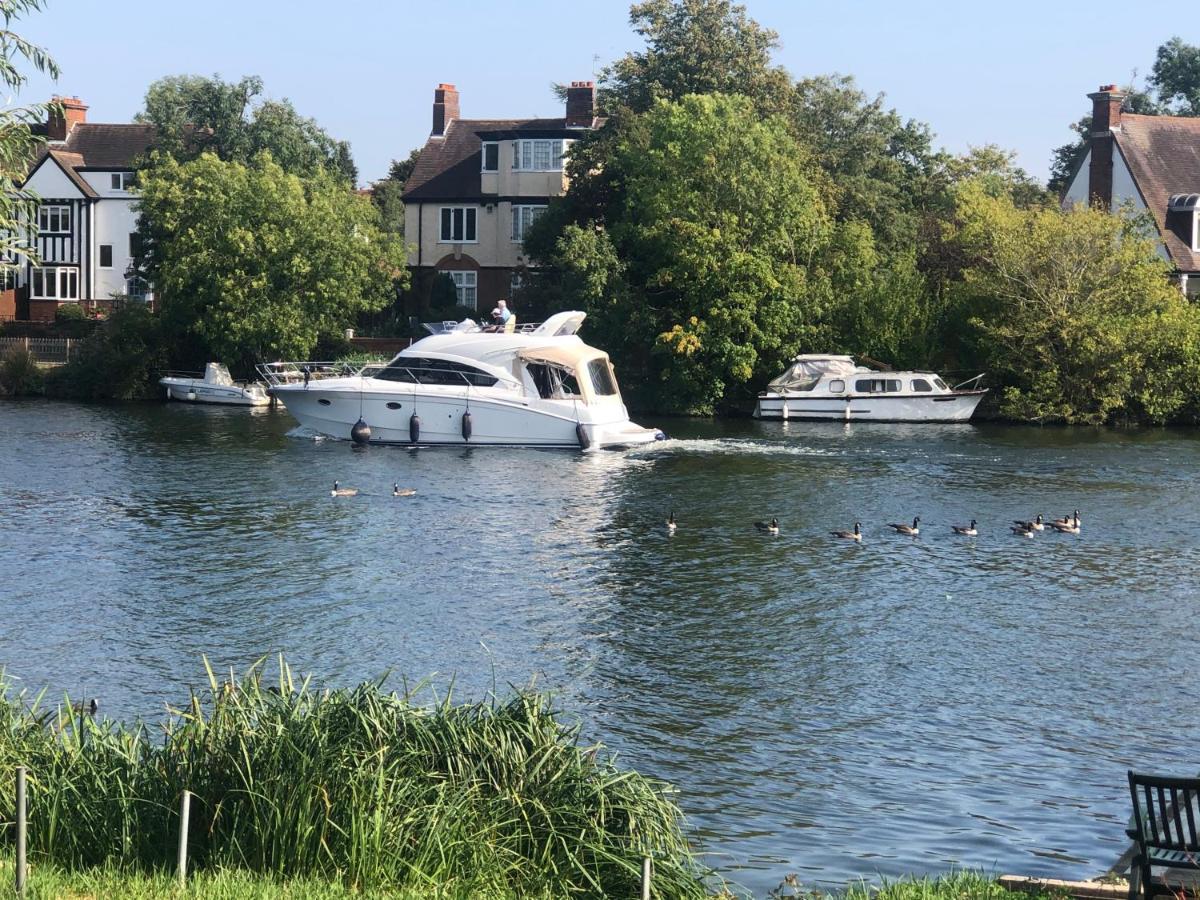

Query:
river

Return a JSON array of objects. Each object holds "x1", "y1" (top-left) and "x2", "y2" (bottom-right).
[{"x1": 1, "y1": 399, "x2": 1196, "y2": 895}]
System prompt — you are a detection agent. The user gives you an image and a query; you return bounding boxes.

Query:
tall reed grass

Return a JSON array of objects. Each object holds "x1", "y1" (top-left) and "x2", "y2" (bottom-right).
[{"x1": 0, "y1": 658, "x2": 711, "y2": 897}]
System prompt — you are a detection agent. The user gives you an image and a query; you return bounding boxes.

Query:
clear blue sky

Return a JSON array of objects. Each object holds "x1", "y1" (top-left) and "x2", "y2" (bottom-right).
[{"x1": 17, "y1": 0, "x2": 1183, "y2": 185}]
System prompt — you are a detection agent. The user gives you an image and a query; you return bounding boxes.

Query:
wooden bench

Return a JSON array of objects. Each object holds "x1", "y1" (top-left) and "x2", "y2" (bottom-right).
[{"x1": 1127, "y1": 771, "x2": 1200, "y2": 900}]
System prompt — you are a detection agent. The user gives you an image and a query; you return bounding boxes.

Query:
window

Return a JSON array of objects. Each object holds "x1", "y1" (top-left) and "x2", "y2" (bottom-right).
[
  {"x1": 30, "y1": 266, "x2": 79, "y2": 300},
  {"x1": 376, "y1": 356, "x2": 497, "y2": 387},
  {"x1": 481, "y1": 142, "x2": 499, "y2": 172},
  {"x1": 437, "y1": 269, "x2": 477, "y2": 308},
  {"x1": 510, "y1": 271, "x2": 524, "y2": 295},
  {"x1": 911, "y1": 378, "x2": 933, "y2": 392},
  {"x1": 587, "y1": 358, "x2": 618, "y2": 396},
  {"x1": 933, "y1": 377, "x2": 949, "y2": 391},
  {"x1": 828, "y1": 379, "x2": 845, "y2": 393},
  {"x1": 886, "y1": 379, "x2": 901, "y2": 393},
  {"x1": 99, "y1": 245, "x2": 113, "y2": 268},
  {"x1": 126, "y1": 276, "x2": 150, "y2": 302},
  {"x1": 38, "y1": 205, "x2": 70, "y2": 233},
  {"x1": 439, "y1": 206, "x2": 477, "y2": 242},
  {"x1": 511, "y1": 139, "x2": 565, "y2": 171},
  {"x1": 129, "y1": 232, "x2": 143, "y2": 260},
  {"x1": 110, "y1": 172, "x2": 134, "y2": 191},
  {"x1": 855, "y1": 378, "x2": 901, "y2": 393},
  {"x1": 511, "y1": 205, "x2": 546, "y2": 242}
]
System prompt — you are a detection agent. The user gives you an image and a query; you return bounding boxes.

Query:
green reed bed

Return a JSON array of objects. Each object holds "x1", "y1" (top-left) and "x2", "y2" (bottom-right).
[{"x1": 0, "y1": 659, "x2": 711, "y2": 898}]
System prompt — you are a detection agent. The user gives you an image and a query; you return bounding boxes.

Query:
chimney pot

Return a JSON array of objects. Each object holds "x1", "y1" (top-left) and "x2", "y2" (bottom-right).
[
  {"x1": 431, "y1": 83, "x2": 460, "y2": 137},
  {"x1": 1086, "y1": 84, "x2": 1126, "y2": 210},
  {"x1": 46, "y1": 95, "x2": 88, "y2": 142}
]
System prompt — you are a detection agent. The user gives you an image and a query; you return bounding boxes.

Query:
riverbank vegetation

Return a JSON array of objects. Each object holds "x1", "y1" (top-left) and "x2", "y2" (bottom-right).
[{"x1": 0, "y1": 658, "x2": 711, "y2": 898}]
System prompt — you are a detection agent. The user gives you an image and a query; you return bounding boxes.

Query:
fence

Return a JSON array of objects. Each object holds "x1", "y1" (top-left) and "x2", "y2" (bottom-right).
[{"x1": 0, "y1": 336, "x2": 78, "y2": 365}]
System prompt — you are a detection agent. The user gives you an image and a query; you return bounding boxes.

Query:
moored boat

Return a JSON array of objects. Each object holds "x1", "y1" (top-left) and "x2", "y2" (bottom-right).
[
  {"x1": 161, "y1": 363, "x2": 270, "y2": 407},
  {"x1": 258, "y1": 311, "x2": 665, "y2": 450},
  {"x1": 755, "y1": 355, "x2": 986, "y2": 422}
]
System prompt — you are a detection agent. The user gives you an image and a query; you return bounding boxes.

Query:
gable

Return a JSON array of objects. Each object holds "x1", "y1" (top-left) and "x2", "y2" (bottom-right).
[{"x1": 23, "y1": 153, "x2": 87, "y2": 199}]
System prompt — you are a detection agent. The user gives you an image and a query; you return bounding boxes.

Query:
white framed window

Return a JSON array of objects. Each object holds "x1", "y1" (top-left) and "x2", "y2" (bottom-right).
[
  {"x1": 38, "y1": 205, "x2": 71, "y2": 233},
  {"x1": 126, "y1": 276, "x2": 150, "y2": 302},
  {"x1": 110, "y1": 172, "x2": 134, "y2": 191},
  {"x1": 481, "y1": 142, "x2": 499, "y2": 172},
  {"x1": 439, "y1": 206, "x2": 477, "y2": 243},
  {"x1": 512, "y1": 139, "x2": 565, "y2": 171},
  {"x1": 438, "y1": 270, "x2": 477, "y2": 309},
  {"x1": 30, "y1": 266, "x2": 79, "y2": 300},
  {"x1": 511, "y1": 205, "x2": 546, "y2": 242}
]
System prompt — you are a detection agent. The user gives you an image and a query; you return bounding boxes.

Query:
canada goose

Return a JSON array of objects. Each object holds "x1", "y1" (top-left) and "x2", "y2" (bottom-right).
[
  {"x1": 331, "y1": 480, "x2": 358, "y2": 497},
  {"x1": 1050, "y1": 512, "x2": 1081, "y2": 534},
  {"x1": 831, "y1": 523, "x2": 862, "y2": 542},
  {"x1": 754, "y1": 517, "x2": 780, "y2": 535},
  {"x1": 1052, "y1": 510, "x2": 1081, "y2": 530},
  {"x1": 666, "y1": 512, "x2": 676, "y2": 534},
  {"x1": 1010, "y1": 523, "x2": 1036, "y2": 538},
  {"x1": 887, "y1": 516, "x2": 920, "y2": 536},
  {"x1": 1012, "y1": 514, "x2": 1044, "y2": 531},
  {"x1": 952, "y1": 519, "x2": 978, "y2": 536},
  {"x1": 72, "y1": 698, "x2": 98, "y2": 716},
  {"x1": 392, "y1": 483, "x2": 416, "y2": 497}
]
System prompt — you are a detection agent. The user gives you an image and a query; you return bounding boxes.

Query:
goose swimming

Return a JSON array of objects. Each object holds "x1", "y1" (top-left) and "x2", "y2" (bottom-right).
[
  {"x1": 393, "y1": 483, "x2": 417, "y2": 497},
  {"x1": 1013, "y1": 514, "x2": 1045, "y2": 532},
  {"x1": 331, "y1": 481, "x2": 359, "y2": 497},
  {"x1": 831, "y1": 523, "x2": 862, "y2": 542},
  {"x1": 952, "y1": 519, "x2": 978, "y2": 536},
  {"x1": 1050, "y1": 512, "x2": 1081, "y2": 534},
  {"x1": 887, "y1": 516, "x2": 920, "y2": 536},
  {"x1": 754, "y1": 517, "x2": 780, "y2": 535},
  {"x1": 1010, "y1": 523, "x2": 1036, "y2": 538},
  {"x1": 666, "y1": 512, "x2": 677, "y2": 534}
]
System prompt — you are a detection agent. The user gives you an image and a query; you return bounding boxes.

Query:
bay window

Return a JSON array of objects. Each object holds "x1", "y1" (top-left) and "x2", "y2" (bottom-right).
[
  {"x1": 439, "y1": 206, "x2": 477, "y2": 243},
  {"x1": 512, "y1": 139, "x2": 566, "y2": 171},
  {"x1": 30, "y1": 266, "x2": 79, "y2": 300},
  {"x1": 511, "y1": 205, "x2": 546, "y2": 242}
]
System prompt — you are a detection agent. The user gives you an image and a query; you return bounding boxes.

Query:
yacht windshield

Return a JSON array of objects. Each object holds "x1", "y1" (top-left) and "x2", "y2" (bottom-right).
[
  {"x1": 527, "y1": 363, "x2": 581, "y2": 399},
  {"x1": 586, "y1": 358, "x2": 619, "y2": 396}
]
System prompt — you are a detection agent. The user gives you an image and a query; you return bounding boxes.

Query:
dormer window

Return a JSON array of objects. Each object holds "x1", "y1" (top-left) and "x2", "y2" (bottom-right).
[
  {"x1": 481, "y1": 142, "x2": 498, "y2": 172},
  {"x1": 1168, "y1": 193, "x2": 1200, "y2": 253},
  {"x1": 110, "y1": 172, "x2": 135, "y2": 191}
]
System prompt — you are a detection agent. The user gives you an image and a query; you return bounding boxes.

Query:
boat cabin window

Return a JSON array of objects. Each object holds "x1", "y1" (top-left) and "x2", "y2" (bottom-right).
[
  {"x1": 911, "y1": 378, "x2": 933, "y2": 392},
  {"x1": 828, "y1": 379, "x2": 845, "y2": 393},
  {"x1": 586, "y1": 358, "x2": 619, "y2": 396},
  {"x1": 527, "y1": 363, "x2": 580, "y2": 400},
  {"x1": 375, "y1": 357, "x2": 498, "y2": 387},
  {"x1": 855, "y1": 378, "x2": 902, "y2": 393},
  {"x1": 933, "y1": 377, "x2": 949, "y2": 391}
]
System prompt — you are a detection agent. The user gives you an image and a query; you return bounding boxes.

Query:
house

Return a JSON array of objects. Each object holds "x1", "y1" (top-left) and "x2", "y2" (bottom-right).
[
  {"x1": 401, "y1": 80, "x2": 600, "y2": 312},
  {"x1": 3, "y1": 96, "x2": 155, "y2": 321},
  {"x1": 1062, "y1": 84, "x2": 1200, "y2": 297}
]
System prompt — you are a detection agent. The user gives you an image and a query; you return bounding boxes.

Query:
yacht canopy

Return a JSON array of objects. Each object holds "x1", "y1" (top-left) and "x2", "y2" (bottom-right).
[
  {"x1": 518, "y1": 345, "x2": 612, "y2": 405},
  {"x1": 768, "y1": 355, "x2": 859, "y2": 390}
]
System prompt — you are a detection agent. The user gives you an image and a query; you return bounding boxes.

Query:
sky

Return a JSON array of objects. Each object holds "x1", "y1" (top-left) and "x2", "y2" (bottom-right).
[{"x1": 14, "y1": 0, "x2": 1189, "y2": 186}]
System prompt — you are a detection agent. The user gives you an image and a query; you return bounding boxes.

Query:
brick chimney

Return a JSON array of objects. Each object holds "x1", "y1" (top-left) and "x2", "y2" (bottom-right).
[
  {"x1": 47, "y1": 96, "x2": 87, "y2": 142},
  {"x1": 431, "y1": 83, "x2": 459, "y2": 137},
  {"x1": 565, "y1": 81, "x2": 596, "y2": 127},
  {"x1": 1087, "y1": 84, "x2": 1126, "y2": 210}
]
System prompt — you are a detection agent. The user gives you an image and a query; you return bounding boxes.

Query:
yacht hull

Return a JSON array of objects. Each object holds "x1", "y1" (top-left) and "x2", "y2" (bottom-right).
[
  {"x1": 755, "y1": 390, "x2": 986, "y2": 422},
  {"x1": 161, "y1": 378, "x2": 269, "y2": 406}
]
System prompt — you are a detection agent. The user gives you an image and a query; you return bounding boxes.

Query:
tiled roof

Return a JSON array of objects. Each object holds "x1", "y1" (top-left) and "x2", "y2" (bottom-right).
[
  {"x1": 25, "y1": 123, "x2": 157, "y2": 192},
  {"x1": 1114, "y1": 114, "x2": 1200, "y2": 272},
  {"x1": 45, "y1": 149, "x2": 97, "y2": 198},
  {"x1": 402, "y1": 118, "x2": 576, "y2": 201}
]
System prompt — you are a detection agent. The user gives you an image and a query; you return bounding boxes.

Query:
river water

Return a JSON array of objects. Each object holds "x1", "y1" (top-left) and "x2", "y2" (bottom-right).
[{"x1": 1, "y1": 399, "x2": 1197, "y2": 895}]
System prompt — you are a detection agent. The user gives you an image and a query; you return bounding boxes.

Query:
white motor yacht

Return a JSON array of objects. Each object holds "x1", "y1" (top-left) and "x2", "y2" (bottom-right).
[
  {"x1": 259, "y1": 311, "x2": 666, "y2": 449},
  {"x1": 160, "y1": 363, "x2": 270, "y2": 407},
  {"x1": 755, "y1": 355, "x2": 986, "y2": 422}
]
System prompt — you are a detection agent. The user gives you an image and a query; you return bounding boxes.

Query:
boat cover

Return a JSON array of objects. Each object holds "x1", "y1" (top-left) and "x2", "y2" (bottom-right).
[
  {"x1": 767, "y1": 355, "x2": 859, "y2": 391},
  {"x1": 203, "y1": 363, "x2": 235, "y2": 385}
]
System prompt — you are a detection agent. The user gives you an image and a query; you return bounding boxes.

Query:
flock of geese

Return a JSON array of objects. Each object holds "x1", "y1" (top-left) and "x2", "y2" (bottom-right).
[
  {"x1": 665, "y1": 510, "x2": 1082, "y2": 542},
  {"x1": 330, "y1": 480, "x2": 416, "y2": 498}
]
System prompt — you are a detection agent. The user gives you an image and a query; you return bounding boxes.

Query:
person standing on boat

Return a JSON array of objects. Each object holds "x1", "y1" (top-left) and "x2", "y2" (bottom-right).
[{"x1": 488, "y1": 300, "x2": 514, "y2": 332}]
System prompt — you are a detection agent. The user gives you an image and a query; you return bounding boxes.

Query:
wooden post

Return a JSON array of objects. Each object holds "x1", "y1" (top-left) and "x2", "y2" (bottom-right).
[
  {"x1": 641, "y1": 856, "x2": 651, "y2": 900},
  {"x1": 176, "y1": 790, "x2": 191, "y2": 887},
  {"x1": 15, "y1": 766, "x2": 27, "y2": 894}
]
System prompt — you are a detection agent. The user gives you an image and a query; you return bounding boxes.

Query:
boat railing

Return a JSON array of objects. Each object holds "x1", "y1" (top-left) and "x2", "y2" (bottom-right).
[
  {"x1": 421, "y1": 320, "x2": 549, "y2": 336},
  {"x1": 952, "y1": 373, "x2": 986, "y2": 392},
  {"x1": 257, "y1": 361, "x2": 373, "y2": 386},
  {"x1": 161, "y1": 369, "x2": 206, "y2": 380}
]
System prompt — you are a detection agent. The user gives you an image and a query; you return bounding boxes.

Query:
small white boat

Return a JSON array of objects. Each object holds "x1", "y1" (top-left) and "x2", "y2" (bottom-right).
[
  {"x1": 258, "y1": 311, "x2": 666, "y2": 450},
  {"x1": 161, "y1": 363, "x2": 270, "y2": 407},
  {"x1": 755, "y1": 355, "x2": 986, "y2": 422}
]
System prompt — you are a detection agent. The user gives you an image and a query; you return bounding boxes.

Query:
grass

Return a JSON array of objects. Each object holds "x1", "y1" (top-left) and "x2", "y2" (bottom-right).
[
  {"x1": 769, "y1": 871, "x2": 1066, "y2": 900},
  {"x1": 0, "y1": 657, "x2": 711, "y2": 898}
]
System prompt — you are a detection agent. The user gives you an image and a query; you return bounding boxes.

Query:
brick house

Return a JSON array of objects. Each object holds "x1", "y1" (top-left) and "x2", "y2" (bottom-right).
[
  {"x1": 1062, "y1": 84, "x2": 1200, "y2": 297},
  {"x1": 3, "y1": 96, "x2": 155, "y2": 321},
  {"x1": 401, "y1": 81, "x2": 600, "y2": 313}
]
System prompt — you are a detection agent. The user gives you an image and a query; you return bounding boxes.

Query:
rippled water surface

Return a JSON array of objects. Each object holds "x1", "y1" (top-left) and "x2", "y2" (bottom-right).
[{"x1": 2, "y1": 400, "x2": 1198, "y2": 895}]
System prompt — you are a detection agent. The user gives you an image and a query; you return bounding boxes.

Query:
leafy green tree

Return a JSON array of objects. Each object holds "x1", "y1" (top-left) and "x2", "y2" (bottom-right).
[
  {"x1": 601, "y1": 0, "x2": 792, "y2": 116},
  {"x1": 0, "y1": 0, "x2": 59, "y2": 267},
  {"x1": 135, "y1": 152, "x2": 406, "y2": 370},
  {"x1": 1150, "y1": 37, "x2": 1200, "y2": 115},
  {"x1": 951, "y1": 181, "x2": 1200, "y2": 423},
  {"x1": 540, "y1": 94, "x2": 837, "y2": 414},
  {"x1": 386, "y1": 148, "x2": 422, "y2": 186},
  {"x1": 1046, "y1": 87, "x2": 1159, "y2": 195},
  {"x1": 136, "y1": 74, "x2": 357, "y2": 182},
  {"x1": 370, "y1": 178, "x2": 405, "y2": 234}
]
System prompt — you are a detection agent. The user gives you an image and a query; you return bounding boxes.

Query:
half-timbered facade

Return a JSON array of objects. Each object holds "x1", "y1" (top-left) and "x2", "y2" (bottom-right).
[{"x1": 3, "y1": 97, "x2": 155, "y2": 321}]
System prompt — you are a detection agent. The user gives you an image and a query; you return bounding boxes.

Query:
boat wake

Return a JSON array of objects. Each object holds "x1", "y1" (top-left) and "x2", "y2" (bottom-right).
[
  {"x1": 627, "y1": 437, "x2": 838, "y2": 458},
  {"x1": 286, "y1": 425, "x2": 327, "y2": 442}
]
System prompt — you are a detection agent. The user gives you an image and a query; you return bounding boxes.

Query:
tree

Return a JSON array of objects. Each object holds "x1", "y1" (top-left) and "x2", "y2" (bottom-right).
[
  {"x1": 1150, "y1": 37, "x2": 1200, "y2": 115},
  {"x1": 1046, "y1": 86, "x2": 1159, "y2": 195},
  {"x1": 386, "y1": 148, "x2": 422, "y2": 186},
  {"x1": 370, "y1": 178, "x2": 405, "y2": 234},
  {"x1": 950, "y1": 181, "x2": 1200, "y2": 424},
  {"x1": 0, "y1": 0, "x2": 59, "y2": 267},
  {"x1": 539, "y1": 94, "x2": 838, "y2": 414},
  {"x1": 135, "y1": 152, "x2": 406, "y2": 370},
  {"x1": 136, "y1": 74, "x2": 357, "y2": 182},
  {"x1": 601, "y1": 0, "x2": 792, "y2": 117}
]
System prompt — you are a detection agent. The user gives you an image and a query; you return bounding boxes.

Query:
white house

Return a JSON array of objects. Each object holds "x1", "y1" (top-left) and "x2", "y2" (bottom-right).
[{"x1": 3, "y1": 97, "x2": 155, "y2": 321}]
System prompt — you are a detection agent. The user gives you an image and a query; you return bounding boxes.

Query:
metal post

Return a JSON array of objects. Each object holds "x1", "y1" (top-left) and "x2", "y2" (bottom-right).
[
  {"x1": 176, "y1": 790, "x2": 191, "y2": 887},
  {"x1": 641, "y1": 856, "x2": 651, "y2": 900},
  {"x1": 15, "y1": 766, "x2": 27, "y2": 894}
]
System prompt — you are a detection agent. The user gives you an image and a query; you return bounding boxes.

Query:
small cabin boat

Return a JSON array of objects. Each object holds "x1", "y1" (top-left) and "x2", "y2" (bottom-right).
[
  {"x1": 755, "y1": 355, "x2": 986, "y2": 423},
  {"x1": 161, "y1": 363, "x2": 270, "y2": 407}
]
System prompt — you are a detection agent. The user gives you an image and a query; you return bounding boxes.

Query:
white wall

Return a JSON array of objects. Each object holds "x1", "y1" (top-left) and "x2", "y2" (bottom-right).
[
  {"x1": 1062, "y1": 149, "x2": 1091, "y2": 208},
  {"x1": 1062, "y1": 146, "x2": 1170, "y2": 263},
  {"x1": 24, "y1": 157, "x2": 84, "y2": 199},
  {"x1": 92, "y1": 195, "x2": 140, "y2": 298}
]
